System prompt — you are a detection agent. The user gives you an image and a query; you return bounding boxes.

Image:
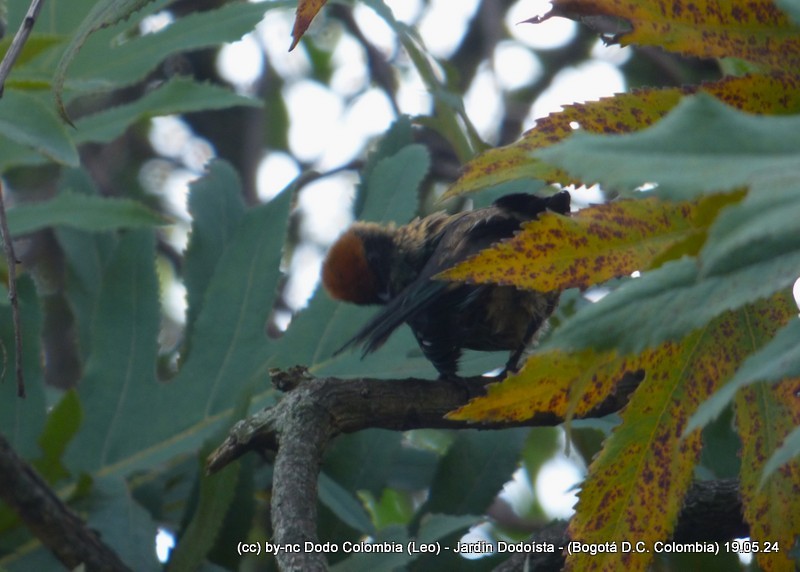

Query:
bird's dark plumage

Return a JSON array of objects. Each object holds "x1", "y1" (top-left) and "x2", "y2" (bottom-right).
[{"x1": 322, "y1": 191, "x2": 571, "y2": 378}]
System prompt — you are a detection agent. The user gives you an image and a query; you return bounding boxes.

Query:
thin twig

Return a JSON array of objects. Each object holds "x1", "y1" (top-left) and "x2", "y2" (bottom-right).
[
  {"x1": 0, "y1": 0, "x2": 46, "y2": 96},
  {"x1": 0, "y1": 0, "x2": 47, "y2": 398},
  {"x1": 0, "y1": 182, "x2": 23, "y2": 397}
]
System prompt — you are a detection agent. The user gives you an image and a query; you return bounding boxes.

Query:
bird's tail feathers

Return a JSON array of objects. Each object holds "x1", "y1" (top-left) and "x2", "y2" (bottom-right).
[{"x1": 334, "y1": 281, "x2": 448, "y2": 357}]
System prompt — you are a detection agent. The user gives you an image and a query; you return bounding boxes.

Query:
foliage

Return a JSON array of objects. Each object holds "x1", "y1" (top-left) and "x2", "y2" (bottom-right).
[{"x1": 0, "y1": 0, "x2": 798, "y2": 571}]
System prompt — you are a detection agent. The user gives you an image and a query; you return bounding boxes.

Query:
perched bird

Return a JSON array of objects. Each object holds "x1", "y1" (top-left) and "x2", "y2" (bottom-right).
[{"x1": 322, "y1": 191, "x2": 571, "y2": 378}]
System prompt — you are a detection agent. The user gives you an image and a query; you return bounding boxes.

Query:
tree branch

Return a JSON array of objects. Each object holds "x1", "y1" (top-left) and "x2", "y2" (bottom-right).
[
  {"x1": 207, "y1": 370, "x2": 748, "y2": 571},
  {"x1": 207, "y1": 368, "x2": 641, "y2": 571},
  {"x1": 207, "y1": 367, "x2": 642, "y2": 474},
  {"x1": 0, "y1": 433, "x2": 132, "y2": 571}
]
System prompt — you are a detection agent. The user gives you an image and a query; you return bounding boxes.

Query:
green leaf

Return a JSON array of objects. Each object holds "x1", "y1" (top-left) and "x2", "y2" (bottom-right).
[
  {"x1": 360, "y1": 488, "x2": 414, "y2": 529},
  {"x1": 387, "y1": 446, "x2": 440, "y2": 492},
  {"x1": 206, "y1": 456, "x2": 255, "y2": 569},
  {"x1": 56, "y1": 170, "x2": 292, "y2": 482},
  {"x1": 169, "y1": 188, "x2": 293, "y2": 416},
  {"x1": 53, "y1": 0, "x2": 161, "y2": 120},
  {"x1": 546, "y1": 256, "x2": 800, "y2": 355},
  {"x1": 33, "y1": 390, "x2": 82, "y2": 483},
  {"x1": 86, "y1": 476, "x2": 161, "y2": 571},
  {"x1": 0, "y1": 34, "x2": 63, "y2": 69},
  {"x1": 8, "y1": 191, "x2": 166, "y2": 237},
  {"x1": 66, "y1": 231, "x2": 161, "y2": 473},
  {"x1": 183, "y1": 161, "x2": 246, "y2": 343},
  {"x1": 263, "y1": 72, "x2": 289, "y2": 151},
  {"x1": 0, "y1": 90, "x2": 77, "y2": 165},
  {"x1": 353, "y1": 115, "x2": 413, "y2": 218},
  {"x1": 424, "y1": 429, "x2": 527, "y2": 516},
  {"x1": 74, "y1": 78, "x2": 259, "y2": 144},
  {"x1": 699, "y1": 179, "x2": 800, "y2": 277},
  {"x1": 0, "y1": 544, "x2": 64, "y2": 571},
  {"x1": 167, "y1": 393, "x2": 251, "y2": 572},
  {"x1": 0, "y1": 277, "x2": 46, "y2": 459},
  {"x1": 64, "y1": 2, "x2": 289, "y2": 95},
  {"x1": 323, "y1": 430, "x2": 405, "y2": 496},
  {"x1": 407, "y1": 513, "x2": 487, "y2": 572},
  {"x1": 166, "y1": 456, "x2": 240, "y2": 572},
  {"x1": 56, "y1": 228, "x2": 117, "y2": 360},
  {"x1": 776, "y1": 0, "x2": 800, "y2": 24},
  {"x1": 319, "y1": 472, "x2": 375, "y2": 535},
  {"x1": 55, "y1": 167, "x2": 291, "y2": 482},
  {"x1": 0, "y1": 132, "x2": 47, "y2": 172},
  {"x1": 329, "y1": 525, "x2": 413, "y2": 572},
  {"x1": 360, "y1": 144, "x2": 430, "y2": 224},
  {"x1": 416, "y1": 513, "x2": 478, "y2": 543},
  {"x1": 536, "y1": 94, "x2": 800, "y2": 199},
  {"x1": 698, "y1": 407, "x2": 741, "y2": 480}
]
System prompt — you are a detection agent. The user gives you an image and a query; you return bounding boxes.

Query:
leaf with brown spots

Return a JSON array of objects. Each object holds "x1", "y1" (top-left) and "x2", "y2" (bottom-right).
[
  {"x1": 737, "y1": 377, "x2": 800, "y2": 571},
  {"x1": 539, "y1": 93, "x2": 800, "y2": 200},
  {"x1": 444, "y1": 73, "x2": 800, "y2": 198},
  {"x1": 567, "y1": 299, "x2": 778, "y2": 571},
  {"x1": 444, "y1": 87, "x2": 683, "y2": 199},
  {"x1": 290, "y1": 0, "x2": 327, "y2": 51},
  {"x1": 731, "y1": 295, "x2": 800, "y2": 572},
  {"x1": 439, "y1": 192, "x2": 744, "y2": 292},
  {"x1": 687, "y1": 287, "x2": 800, "y2": 433},
  {"x1": 447, "y1": 349, "x2": 642, "y2": 423},
  {"x1": 544, "y1": 0, "x2": 800, "y2": 70}
]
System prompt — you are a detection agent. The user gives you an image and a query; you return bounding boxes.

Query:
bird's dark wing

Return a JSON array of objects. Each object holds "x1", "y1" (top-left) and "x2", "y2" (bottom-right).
[
  {"x1": 492, "y1": 190, "x2": 571, "y2": 218},
  {"x1": 335, "y1": 209, "x2": 521, "y2": 359}
]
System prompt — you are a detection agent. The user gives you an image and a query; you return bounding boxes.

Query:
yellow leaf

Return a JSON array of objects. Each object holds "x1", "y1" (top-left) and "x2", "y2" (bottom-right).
[
  {"x1": 444, "y1": 73, "x2": 800, "y2": 198},
  {"x1": 439, "y1": 192, "x2": 744, "y2": 292},
  {"x1": 737, "y1": 380, "x2": 800, "y2": 572},
  {"x1": 541, "y1": 0, "x2": 800, "y2": 71},
  {"x1": 447, "y1": 349, "x2": 641, "y2": 423},
  {"x1": 290, "y1": 0, "x2": 327, "y2": 51},
  {"x1": 444, "y1": 87, "x2": 682, "y2": 199},
  {"x1": 566, "y1": 295, "x2": 795, "y2": 571},
  {"x1": 451, "y1": 294, "x2": 797, "y2": 569}
]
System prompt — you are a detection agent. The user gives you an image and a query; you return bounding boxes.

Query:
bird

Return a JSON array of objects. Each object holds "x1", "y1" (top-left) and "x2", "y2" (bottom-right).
[{"x1": 321, "y1": 191, "x2": 571, "y2": 379}]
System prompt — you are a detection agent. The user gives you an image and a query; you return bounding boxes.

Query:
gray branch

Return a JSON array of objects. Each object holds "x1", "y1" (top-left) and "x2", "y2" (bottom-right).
[{"x1": 208, "y1": 368, "x2": 642, "y2": 572}]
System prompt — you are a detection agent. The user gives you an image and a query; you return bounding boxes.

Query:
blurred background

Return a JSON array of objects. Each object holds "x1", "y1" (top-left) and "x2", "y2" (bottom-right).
[
  {"x1": 136, "y1": 0, "x2": 721, "y2": 565},
  {"x1": 1, "y1": 0, "x2": 736, "y2": 568}
]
